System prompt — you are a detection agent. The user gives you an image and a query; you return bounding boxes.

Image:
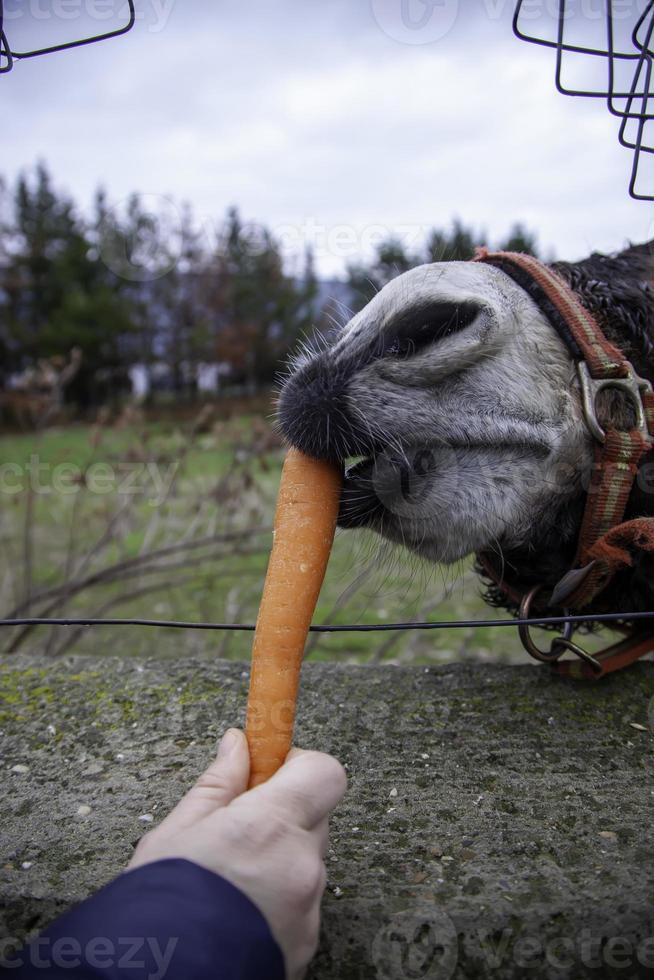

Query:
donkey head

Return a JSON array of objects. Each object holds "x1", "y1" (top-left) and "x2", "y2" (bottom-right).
[{"x1": 277, "y1": 248, "x2": 654, "y2": 609}]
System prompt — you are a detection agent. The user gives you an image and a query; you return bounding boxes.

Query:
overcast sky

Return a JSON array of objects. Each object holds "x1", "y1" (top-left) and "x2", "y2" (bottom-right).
[{"x1": 3, "y1": 0, "x2": 654, "y2": 276}]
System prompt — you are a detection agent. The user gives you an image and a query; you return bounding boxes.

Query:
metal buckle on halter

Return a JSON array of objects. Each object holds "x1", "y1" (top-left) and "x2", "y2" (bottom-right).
[
  {"x1": 518, "y1": 585, "x2": 603, "y2": 674},
  {"x1": 577, "y1": 361, "x2": 654, "y2": 444}
]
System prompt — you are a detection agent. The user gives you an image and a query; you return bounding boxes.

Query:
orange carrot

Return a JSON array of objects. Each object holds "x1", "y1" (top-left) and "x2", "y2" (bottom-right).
[{"x1": 245, "y1": 448, "x2": 342, "y2": 788}]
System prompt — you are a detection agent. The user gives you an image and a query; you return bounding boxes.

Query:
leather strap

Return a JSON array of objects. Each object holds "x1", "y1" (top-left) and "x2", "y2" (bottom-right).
[
  {"x1": 474, "y1": 248, "x2": 629, "y2": 374},
  {"x1": 472, "y1": 249, "x2": 654, "y2": 677},
  {"x1": 553, "y1": 629, "x2": 654, "y2": 680},
  {"x1": 567, "y1": 431, "x2": 651, "y2": 607}
]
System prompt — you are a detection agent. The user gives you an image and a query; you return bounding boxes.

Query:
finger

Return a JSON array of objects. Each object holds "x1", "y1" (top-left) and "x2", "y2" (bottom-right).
[
  {"x1": 250, "y1": 750, "x2": 347, "y2": 830},
  {"x1": 155, "y1": 729, "x2": 250, "y2": 832},
  {"x1": 310, "y1": 816, "x2": 330, "y2": 859}
]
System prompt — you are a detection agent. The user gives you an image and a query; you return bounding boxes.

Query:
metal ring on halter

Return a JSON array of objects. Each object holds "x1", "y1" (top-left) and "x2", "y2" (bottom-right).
[
  {"x1": 549, "y1": 637, "x2": 603, "y2": 674},
  {"x1": 518, "y1": 585, "x2": 575, "y2": 663}
]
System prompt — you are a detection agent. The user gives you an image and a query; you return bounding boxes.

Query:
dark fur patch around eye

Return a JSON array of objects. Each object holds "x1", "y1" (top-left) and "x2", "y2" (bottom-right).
[{"x1": 380, "y1": 300, "x2": 481, "y2": 359}]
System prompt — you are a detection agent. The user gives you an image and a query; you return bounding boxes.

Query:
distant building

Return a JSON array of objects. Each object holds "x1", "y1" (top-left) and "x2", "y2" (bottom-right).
[{"x1": 124, "y1": 277, "x2": 352, "y2": 398}]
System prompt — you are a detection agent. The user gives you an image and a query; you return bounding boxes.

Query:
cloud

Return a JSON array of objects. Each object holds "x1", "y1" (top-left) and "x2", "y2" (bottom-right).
[{"x1": 1, "y1": 0, "x2": 651, "y2": 276}]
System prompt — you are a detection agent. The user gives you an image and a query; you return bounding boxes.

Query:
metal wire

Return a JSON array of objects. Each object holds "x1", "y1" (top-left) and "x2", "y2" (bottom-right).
[
  {"x1": 1, "y1": 610, "x2": 654, "y2": 632},
  {"x1": 0, "y1": 3, "x2": 650, "y2": 639},
  {"x1": 0, "y1": 0, "x2": 12, "y2": 74},
  {"x1": 0, "y1": 0, "x2": 135, "y2": 74},
  {"x1": 513, "y1": 0, "x2": 654, "y2": 200}
]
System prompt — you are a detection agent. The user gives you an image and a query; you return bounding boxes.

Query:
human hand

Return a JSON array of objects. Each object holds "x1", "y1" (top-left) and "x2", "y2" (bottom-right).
[{"x1": 129, "y1": 729, "x2": 347, "y2": 980}]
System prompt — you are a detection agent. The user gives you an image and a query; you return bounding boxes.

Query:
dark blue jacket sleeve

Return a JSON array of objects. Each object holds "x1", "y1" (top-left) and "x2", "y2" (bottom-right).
[{"x1": 4, "y1": 858, "x2": 286, "y2": 980}]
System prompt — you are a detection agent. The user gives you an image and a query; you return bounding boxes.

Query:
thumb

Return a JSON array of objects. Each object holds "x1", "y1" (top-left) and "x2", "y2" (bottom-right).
[
  {"x1": 195, "y1": 728, "x2": 251, "y2": 807},
  {"x1": 155, "y1": 729, "x2": 251, "y2": 832}
]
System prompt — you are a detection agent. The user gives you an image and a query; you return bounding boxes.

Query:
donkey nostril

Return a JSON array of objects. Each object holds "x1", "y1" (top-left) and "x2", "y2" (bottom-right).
[
  {"x1": 413, "y1": 448, "x2": 435, "y2": 476},
  {"x1": 380, "y1": 299, "x2": 481, "y2": 360}
]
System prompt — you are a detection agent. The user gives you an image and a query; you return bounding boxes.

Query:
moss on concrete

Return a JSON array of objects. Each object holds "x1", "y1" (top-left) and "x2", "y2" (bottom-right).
[{"x1": 1, "y1": 655, "x2": 653, "y2": 978}]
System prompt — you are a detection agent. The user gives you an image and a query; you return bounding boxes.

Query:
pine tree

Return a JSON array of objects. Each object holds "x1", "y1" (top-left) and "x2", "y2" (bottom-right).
[
  {"x1": 499, "y1": 222, "x2": 538, "y2": 256},
  {"x1": 212, "y1": 207, "x2": 314, "y2": 391},
  {"x1": 347, "y1": 220, "x2": 540, "y2": 314},
  {"x1": 347, "y1": 237, "x2": 413, "y2": 311},
  {"x1": 425, "y1": 219, "x2": 481, "y2": 262},
  {"x1": 4, "y1": 164, "x2": 134, "y2": 406}
]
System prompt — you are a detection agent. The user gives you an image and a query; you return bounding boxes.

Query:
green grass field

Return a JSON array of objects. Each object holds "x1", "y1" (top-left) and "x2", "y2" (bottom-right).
[{"x1": 0, "y1": 414, "x2": 568, "y2": 665}]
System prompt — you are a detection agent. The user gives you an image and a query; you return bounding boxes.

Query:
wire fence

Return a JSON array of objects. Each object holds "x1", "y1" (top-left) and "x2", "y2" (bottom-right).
[
  {"x1": 513, "y1": 0, "x2": 654, "y2": 199},
  {"x1": 0, "y1": 0, "x2": 135, "y2": 74},
  {"x1": 2, "y1": 609, "x2": 654, "y2": 633}
]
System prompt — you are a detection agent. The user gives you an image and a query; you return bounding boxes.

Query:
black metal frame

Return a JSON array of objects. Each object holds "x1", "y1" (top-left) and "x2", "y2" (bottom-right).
[
  {"x1": 0, "y1": 0, "x2": 135, "y2": 74},
  {"x1": 3, "y1": 1, "x2": 654, "y2": 199},
  {"x1": 0, "y1": 0, "x2": 12, "y2": 74},
  {"x1": 513, "y1": 0, "x2": 654, "y2": 200}
]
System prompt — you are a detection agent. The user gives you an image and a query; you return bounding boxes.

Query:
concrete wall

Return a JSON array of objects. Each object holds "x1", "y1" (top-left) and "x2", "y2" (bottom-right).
[{"x1": 1, "y1": 655, "x2": 653, "y2": 979}]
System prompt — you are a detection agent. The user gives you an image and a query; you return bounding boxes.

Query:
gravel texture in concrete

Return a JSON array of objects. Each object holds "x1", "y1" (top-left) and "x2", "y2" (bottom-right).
[{"x1": 1, "y1": 654, "x2": 653, "y2": 978}]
